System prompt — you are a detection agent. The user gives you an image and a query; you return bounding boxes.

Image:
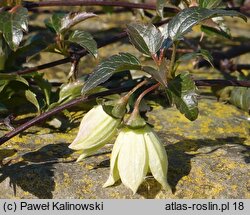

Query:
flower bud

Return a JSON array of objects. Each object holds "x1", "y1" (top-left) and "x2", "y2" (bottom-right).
[{"x1": 69, "y1": 105, "x2": 121, "y2": 161}]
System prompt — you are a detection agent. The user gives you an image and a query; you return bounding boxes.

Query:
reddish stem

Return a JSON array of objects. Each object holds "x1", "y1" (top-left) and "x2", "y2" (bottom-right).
[
  {"x1": 123, "y1": 79, "x2": 148, "y2": 102},
  {"x1": 23, "y1": 0, "x2": 156, "y2": 10},
  {"x1": 134, "y1": 83, "x2": 160, "y2": 112}
]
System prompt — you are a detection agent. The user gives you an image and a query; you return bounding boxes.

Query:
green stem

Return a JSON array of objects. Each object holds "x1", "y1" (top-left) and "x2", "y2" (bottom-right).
[
  {"x1": 0, "y1": 55, "x2": 6, "y2": 70},
  {"x1": 111, "y1": 79, "x2": 148, "y2": 118},
  {"x1": 169, "y1": 42, "x2": 177, "y2": 79}
]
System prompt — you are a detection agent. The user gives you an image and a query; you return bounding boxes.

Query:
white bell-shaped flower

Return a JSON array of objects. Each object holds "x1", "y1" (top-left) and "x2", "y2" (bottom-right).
[
  {"x1": 69, "y1": 105, "x2": 121, "y2": 161},
  {"x1": 104, "y1": 125, "x2": 170, "y2": 194}
]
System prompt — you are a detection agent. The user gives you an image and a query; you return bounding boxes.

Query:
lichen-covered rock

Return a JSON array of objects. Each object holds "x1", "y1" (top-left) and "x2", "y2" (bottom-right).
[{"x1": 0, "y1": 99, "x2": 249, "y2": 199}]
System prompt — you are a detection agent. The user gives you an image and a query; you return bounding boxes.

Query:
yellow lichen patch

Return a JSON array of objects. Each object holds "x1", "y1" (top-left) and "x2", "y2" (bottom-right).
[
  {"x1": 34, "y1": 138, "x2": 43, "y2": 145},
  {"x1": 179, "y1": 166, "x2": 205, "y2": 185},
  {"x1": 176, "y1": 165, "x2": 227, "y2": 198},
  {"x1": 63, "y1": 172, "x2": 72, "y2": 185},
  {"x1": 55, "y1": 172, "x2": 73, "y2": 192},
  {"x1": 195, "y1": 117, "x2": 213, "y2": 134},
  {"x1": 0, "y1": 148, "x2": 17, "y2": 161},
  {"x1": 11, "y1": 136, "x2": 30, "y2": 147},
  {"x1": 231, "y1": 185, "x2": 238, "y2": 190},
  {"x1": 200, "y1": 101, "x2": 245, "y2": 119},
  {"x1": 215, "y1": 157, "x2": 247, "y2": 171},
  {"x1": 109, "y1": 191, "x2": 124, "y2": 199},
  {"x1": 85, "y1": 164, "x2": 94, "y2": 170},
  {"x1": 79, "y1": 175, "x2": 95, "y2": 197},
  {"x1": 37, "y1": 128, "x2": 51, "y2": 135},
  {"x1": 205, "y1": 184, "x2": 225, "y2": 198},
  {"x1": 155, "y1": 190, "x2": 174, "y2": 199}
]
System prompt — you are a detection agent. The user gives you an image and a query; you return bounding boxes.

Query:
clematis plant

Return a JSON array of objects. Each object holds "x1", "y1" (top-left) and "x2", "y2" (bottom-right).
[{"x1": 68, "y1": 3, "x2": 246, "y2": 194}]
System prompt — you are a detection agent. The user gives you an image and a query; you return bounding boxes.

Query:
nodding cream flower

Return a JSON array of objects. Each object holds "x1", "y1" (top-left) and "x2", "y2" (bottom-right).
[
  {"x1": 69, "y1": 105, "x2": 121, "y2": 161},
  {"x1": 103, "y1": 125, "x2": 170, "y2": 194}
]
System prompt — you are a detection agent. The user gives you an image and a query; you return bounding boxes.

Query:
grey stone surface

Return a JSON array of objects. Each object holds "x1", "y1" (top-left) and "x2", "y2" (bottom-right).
[{"x1": 0, "y1": 99, "x2": 249, "y2": 198}]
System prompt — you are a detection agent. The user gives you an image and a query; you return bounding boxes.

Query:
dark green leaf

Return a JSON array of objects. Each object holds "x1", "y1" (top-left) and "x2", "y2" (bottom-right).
[
  {"x1": 200, "y1": 16, "x2": 231, "y2": 39},
  {"x1": 37, "y1": 43, "x2": 67, "y2": 57},
  {"x1": 0, "y1": 7, "x2": 28, "y2": 50},
  {"x1": 142, "y1": 66, "x2": 166, "y2": 86},
  {"x1": 48, "y1": 13, "x2": 65, "y2": 33},
  {"x1": 48, "y1": 12, "x2": 97, "y2": 34},
  {"x1": 82, "y1": 53, "x2": 141, "y2": 93},
  {"x1": 0, "y1": 54, "x2": 6, "y2": 70},
  {"x1": 101, "y1": 6, "x2": 114, "y2": 14},
  {"x1": 167, "y1": 7, "x2": 247, "y2": 41},
  {"x1": 165, "y1": 88, "x2": 173, "y2": 105},
  {"x1": 142, "y1": 59, "x2": 170, "y2": 86},
  {"x1": 0, "y1": 34, "x2": 10, "y2": 70},
  {"x1": 157, "y1": 0, "x2": 166, "y2": 17},
  {"x1": 27, "y1": 41, "x2": 71, "y2": 61},
  {"x1": 160, "y1": 23, "x2": 169, "y2": 40},
  {"x1": 60, "y1": 12, "x2": 97, "y2": 33},
  {"x1": 200, "y1": 25, "x2": 231, "y2": 39},
  {"x1": 178, "y1": 49, "x2": 213, "y2": 66},
  {"x1": 25, "y1": 90, "x2": 40, "y2": 113},
  {"x1": 168, "y1": 72, "x2": 199, "y2": 121},
  {"x1": 32, "y1": 74, "x2": 52, "y2": 106},
  {"x1": 127, "y1": 23, "x2": 163, "y2": 56},
  {"x1": 198, "y1": 0, "x2": 222, "y2": 9},
  {"x1": 156, "y1": 0, "x2": 179, "y2": 17},
  {"x1": 199, "y1": 49, "x2": 214, "y2": 66},
  {"x1": 0, "y1": 149, "x2": 17, "y2": 162},
  {"x1": 0, "y1": 102, "x2": 8, "y2": 114},
  {"x1": 68, "y1": 30, "x2": 97, "y2": 58},
  {"x1": 59, "y1": 77, "x2": 86, "y2": 103},
  {"x1": 0, "y1": 73, "x2": 29, "y2": 85},
  {"x1": 230, "y1": 87, "x2": 250, "y2": 112},
  {"x1": 6, "y1": 33, "x2": 54, "y2": 67},
  {"x1": 0, "y1": 80, "x2": 8, "y2": 93}
]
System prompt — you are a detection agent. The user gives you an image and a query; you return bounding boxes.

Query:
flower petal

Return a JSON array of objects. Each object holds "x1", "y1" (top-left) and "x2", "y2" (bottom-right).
[
  {"x1": 103, "y1": 130, "x2": 125, "y2": 187},
  {"x1": 117, "y1": 128, "x2": 148, "y2": 194},
  {"x1": 144, "y1": 126, "x2": 171, "y2": 191},
  {"x1": 75, "y1": 147, "x2": 100, "y2": 162},
  {"x1": 69, "y1": 105, "x2": 120, "y2": 151}
]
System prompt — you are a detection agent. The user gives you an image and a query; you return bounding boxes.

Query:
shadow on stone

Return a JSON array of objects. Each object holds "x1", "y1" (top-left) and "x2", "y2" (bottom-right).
[
  {"x1": 0, "y1": 149, "x2": 17, "y2": 164},
  {"x1": 137, "y1": 177, "x2": 163, "y2": 199},
  {"x1": 1, "y1": 137, "x2": 247, "y2": 198},
  {"x1": 0, "y1": 143, "x2": 74, "y2": 198},
  {"x1": 0, "y1": 161, "x2": 55, "y2": 198},
  {"x1": 22, "y1": 143, "x2": 74, "y2": 162},
  {"x1": 166, "y1": 136, "x2": 248, "y2": 193}
]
